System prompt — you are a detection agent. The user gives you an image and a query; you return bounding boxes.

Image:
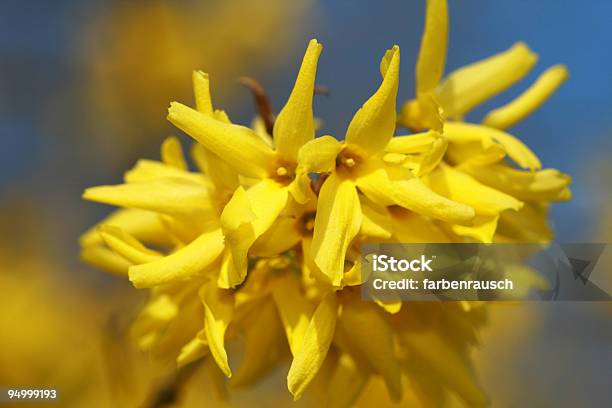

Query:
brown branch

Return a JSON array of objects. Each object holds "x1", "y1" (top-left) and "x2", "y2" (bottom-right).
[
  {"x1": 314, "y1": 85, "x2": 330, "y2": 96},
  {"x1": 238, "y1": 76, "x2": 275, "y2": 135}
]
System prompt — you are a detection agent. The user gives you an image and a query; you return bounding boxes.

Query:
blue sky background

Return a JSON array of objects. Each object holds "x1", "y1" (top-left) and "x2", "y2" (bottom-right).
[
  {"x1": 2, "y1": 0, "x2": 610, "y2": 241},
  {"x1": 0, "y1": 1, "x2": 610, "y2": 405}
]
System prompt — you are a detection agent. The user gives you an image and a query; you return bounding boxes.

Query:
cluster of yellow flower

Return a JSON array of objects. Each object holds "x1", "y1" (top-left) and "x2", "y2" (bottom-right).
[{"x1": 81, "y1": 0, "x2": 571, "y2": 405}]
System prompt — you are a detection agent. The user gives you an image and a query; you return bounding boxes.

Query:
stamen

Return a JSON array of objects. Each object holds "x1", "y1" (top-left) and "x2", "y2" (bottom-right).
[
  {"x1": 344, "y1": 158, "x2": 356, "y2": 167},
  {"x1": 305, "y1": 219, "x2": 315, "y2": 232},
  {"x1": 276, "y1": 166, "x2": 288, "y2": 177}
]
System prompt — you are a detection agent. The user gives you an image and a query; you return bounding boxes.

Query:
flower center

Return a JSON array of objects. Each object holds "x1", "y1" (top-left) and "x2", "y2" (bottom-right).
[{"x1": 297, "y1": 211, "x2": 316, "y2": 236}]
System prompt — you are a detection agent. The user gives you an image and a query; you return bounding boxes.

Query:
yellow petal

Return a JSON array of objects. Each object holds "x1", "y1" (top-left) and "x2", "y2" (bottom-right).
[
  {"x1": 83, "y1": 177, "x2": 211, "y2": 217},
  {"x1": 398, "y1": 95, "x2": 444, "y2": 132},
  {"x1": 192, "y1": 70, "x2": 214, "y2": 115},
  {"x1": 123, "y1": 159, "x2": 204, "y2": 184},
  {"x1": 128, "y1": 228, "x2": 224, "y2": 288},
  {"x1": 287, "y1": 173, "x2": 312, "y2": 204},
  {"x1": 400, "y1": 329, "x2": 488, "y2": 407},
  {"x1": 375, "y1": 300, "x2": 402, "y2": 314},
  {"x1": 201, "y1": 284, "x2": 234, "y2": 378},
  {"x1": 311, "y1": 175, "x2": 362, "y2": 286},
  {"x1": 483, "y1": 65, "x2": 569, "y2": 129},
  {"x1": 426, "y1": 165, "x2": 523, "y2": 216},
  {"x1": 445, "y1": 121, "x2": 541, "y2": 170},
  {"x1": 497, "y1": 203, "x2": 553, "y2": 243},
  {"x1": 339, "y1": 297, "x2": 402, "y2": 401},
  {"x1": 356, "y1": 165, "x2": 475, "y2": 225},
  {"x1": 390, "y1": 207, "x2": 451, "y2": 243},
  {"x1": 385, "y1": 130, "x2": 437, "y2": 154},
  {"x1": 233, "y1": 300, "x2": 284, "y2": 386},
  {"x1": 360, "y1": 197, "x2": 393, "y2": 240},
  {"x1": 80, "y1": 244, "x2": 131, "y2": 276},
  {"x1": 271, "y1": 274, "x2": 315, "y2": 356},
  {"x1": 177, "y1": 331, "x2": 209, "y2": 368},
  {"x1": 251, "y1": 215, "x2": 302, "y2": 257},
  {"x1": 297, "y1": 135, "x2": 343, "y2": 173},
  {"x1": 98, "y1": 225, "x2": 162, "y2": 264},
  {"x1": 220, "y1": 181, "x2": 289, "y2": 287},
  {"x1": 168, "y1": 102, "x2": 275, "y2": 178},
  {"x1": 438, "y1": 42, "x2": 538, "y2": 118},
  {"x1": 190, "y1": 144, "x2": 240, "y2": 195},
  {"x1": 451, "y1": 214, "x2": 500, "y2": 244},
  {"x1": 416, "y1": 134, "x2": 447, "y2": 176},
  {"x1": 287, "y1": 292, "x2": 338, "y2": 400},
  {"x1": 345, "y1": 46, "x2": 400, "y2": 154},
  {"x1": 461, "y1": 163, "x2": 572, "y2": 202},
  {"x1": 416, "y1": 0, "x2": 448, "y2": 95},
  {"x1": 326, "y1": 352, "x2": 370, "y2": 408},
  {"x1": 161, "y1": 136, "x2": 188, "y2": 170},
  {"x1": 79, "y1": 208, "x2": 171, "y2": 248},
  {"x1": 274, "y1": 39, "x2": 323, "y2": 161},
  {"x1": 444, "y1": 123, "x2": 506, "y2": 166}
]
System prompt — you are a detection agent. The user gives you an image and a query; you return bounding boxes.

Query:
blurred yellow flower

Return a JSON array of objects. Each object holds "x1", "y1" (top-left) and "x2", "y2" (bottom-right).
[{"x1": 81, "y1": 0, "x2": 313, "y2": 149}]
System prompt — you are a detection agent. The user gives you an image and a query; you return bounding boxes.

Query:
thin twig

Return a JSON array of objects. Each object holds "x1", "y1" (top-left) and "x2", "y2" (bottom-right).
[{"x1": 238, "y1": 77, "x2": 275, "y2": 135}]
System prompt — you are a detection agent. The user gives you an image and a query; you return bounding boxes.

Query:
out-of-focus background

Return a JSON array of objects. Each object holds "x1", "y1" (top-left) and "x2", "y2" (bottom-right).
[{"x1": 1, "y1": 0, "x2": 610, "y2": 406}]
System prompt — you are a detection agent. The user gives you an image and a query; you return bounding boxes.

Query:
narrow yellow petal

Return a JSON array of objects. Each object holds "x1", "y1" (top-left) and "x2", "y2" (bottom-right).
[
  {"x1": 426, "y1": 165, "x2": 523, "y2": 216},
  {"x1": 168, "y1": 102, "x2": 275, "y2": 178},
  {"x1": 390, "y1": 208, "x2": 451, "y2": 243},
  {"x1": 297, "y1": 135, "x2": 343, "y2": 173},
  {"x1": 220, "y1": 181, "x2": 289, "y2": 287},
  {"x1": 80, "y1": 244, "x2": 131, "y2": 276},
  {"x1": 483, "y1": 65, "x2": 569, "y2": 129},
  {"x1": 444, "y1": 123, "x2": 506, "y2": 166},
  {"x1": 416, "y1": 0, "x2": 448, "y2": 95},
  {"x1": 445, "y1": 122, "x2": 541, "y2": 170},
  {"x1": 161, "y1": 136, "x2": 187, "y2": 170},
  {"x1": 311, "y1": 175, "x2": 362, "y2": 286},
  {"x1": 356, "y1": 165, "x2": 475, "y2": 225},
  {"x1": 400, "y1": 329, "x2": 488, "y2": 407},
  {"x1": 416, "y1": 134, "x2": 447, "y2": 176},
  {"x1": 79, "y1": 208, "x2": 171, "y2": 248},
  {"x1": 438, "y1": 42, "x2": 538, "y2": 118},
  {"x1": 192, "y1": 70, "x2": 214, "y2": 115},
  {"x1": 375, "y1": 300, "x2": 402, "y2": 314},
  {"x1": 123, "y1": 159, "x2": 204, "y2": 184},
  {"x1": 345, "y1": 46, "x2": 400, "y2": 154},
  {"x1": 385, "y1": 131, "x2": 437, "y2": 154},
  {"x1": 177, "y1": 331, "x2": 209, "y2": 368},
  {"x1": 339, "y1": 297, "x2": 402, "y2": 401},
  {"x1": 326, "y1": 352, "x2": 369, "y2": 408},
  {"x1": 461, "y1": 163, "x2": 572, "y2": 202},
  {"x1": 190, "y1": 144, "x2": 240, "y2": 194},
  {"x1": 274, "y1": 39, "x2": 323, "y2": 161},
  {"x1": 201, "y1": 284, "x2": 234, "y2": 378},
  {"x1": 497, "y1": 203, "x2": 554, "y2": 243},
  {"x1": 99, "y1": 225, "x2": 162, "y2": 264},
  {"x1": 360, "y1": 197, "x2": 393, "y2": 240},
  {"x1": 287, "y1": 292, "x2": 338, "y2": 400},
  {"x1": 233, "y1": 300, "x2": 284, "y2": 386},
  {"x1": 271, "y1": 274, "x2": 315, "y2": 356},
  {"x1": 398, "y1": 95, "x2": 444, "y2": 132},
  {"x1": 83, "y1": 178, "x2": 211, "y2": 217},
  {"x1": 451, "y1": 214, "x2": 500, "y2": 244},
  {"x1": 128, "y1": 228, "x2": 224, "y2": 288},
  {"x1": 251, "y1": 216, "x2": 302, "y2": 257}
]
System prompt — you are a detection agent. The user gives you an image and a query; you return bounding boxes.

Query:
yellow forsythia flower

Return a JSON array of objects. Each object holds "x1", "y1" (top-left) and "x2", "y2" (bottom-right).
[{"x1": 81, "y1": 0, "x2": 571, "y2": 406}]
